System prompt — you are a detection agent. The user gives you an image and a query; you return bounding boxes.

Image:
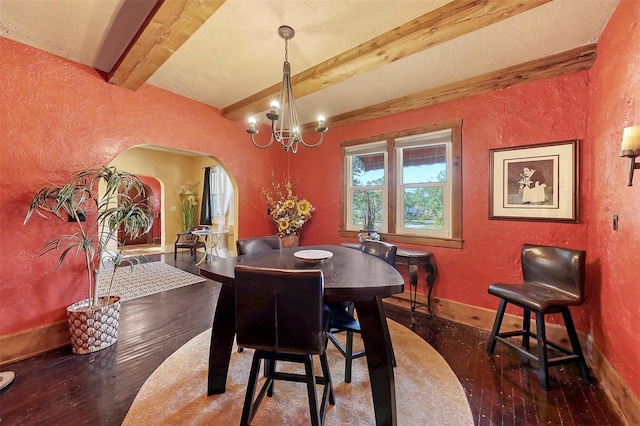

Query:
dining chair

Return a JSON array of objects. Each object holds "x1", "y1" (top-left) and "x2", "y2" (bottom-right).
[
  {"x1": 235, "y1": 235, "x2": 283, "y2": 353},
  {"x1": 173, "y1": 225, "x2": 208, "y2": 261},
  {"x1": 234, "y1": 265, "x2": 334, "y2": 426},
  {"x1": 236, "y1": 235, "x2": 282, "y2": 255},
  {"x1": 486, "y1": 243, "x2": 590, "y2": 389},
  {"x1": 327, "y1": 240, "x2": 398, "y2": 383}
]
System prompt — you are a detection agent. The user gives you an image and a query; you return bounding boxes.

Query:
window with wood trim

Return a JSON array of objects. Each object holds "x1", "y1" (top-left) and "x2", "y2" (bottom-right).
[{"x1": 340, "y1": 120, "x2": 462, "y2": 249}]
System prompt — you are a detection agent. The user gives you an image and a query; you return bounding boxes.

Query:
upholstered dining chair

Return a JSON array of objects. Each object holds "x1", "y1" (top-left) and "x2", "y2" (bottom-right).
[
  {"x1": 234, "y1": 265, "x2": 334, "y2": 426},
  {"x1": 327, "y1": 240, "x2": 398, "y2": 383},
  {"x1": 236, "y1": 235, "x2": 282, "y2": 256},
  {"x1": 486, "y1": 243, "x2": 590, "y2": 389},
  {"x1": 173, "y1": 225, "x2": 208, "y2": 261},
  {"x1": 235, "y1": 235, "x2": 282, "y2": 353}
]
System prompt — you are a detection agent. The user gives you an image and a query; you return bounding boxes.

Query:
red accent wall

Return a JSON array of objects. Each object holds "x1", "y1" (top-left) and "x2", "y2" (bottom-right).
[
  {"x1": 296, "y1": 72, "x2": 592, "y2": 314},
  {"x1": 0, "y1": 1, "x2": 638, "y2": 401},
  {"x1": 0, "y1": 37, "x2": 282, "y2": 335},
  {"x1": 587, "y1": 0, "x2": 640, "y2": 400}
]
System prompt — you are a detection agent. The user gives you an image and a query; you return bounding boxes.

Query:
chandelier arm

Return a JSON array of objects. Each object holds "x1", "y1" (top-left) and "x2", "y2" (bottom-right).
[
  {"x1": 250, "y1": 132, "x2": 276, "y2": 149},
  {"x1": 271, "y1": 118, "x2": 284, "y2": 144},
  {"x1": 299, "y1": 132, "x2": 325, "y2": 148}
]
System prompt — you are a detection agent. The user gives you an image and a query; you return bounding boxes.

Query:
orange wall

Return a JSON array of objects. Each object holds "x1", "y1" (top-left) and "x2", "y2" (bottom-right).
[
  {"x1": 587, "y1": 0, "x2": 640, "y2": 400},
  {"x1": 0, "y1": 1, "x2": 638, "y2": 401}
]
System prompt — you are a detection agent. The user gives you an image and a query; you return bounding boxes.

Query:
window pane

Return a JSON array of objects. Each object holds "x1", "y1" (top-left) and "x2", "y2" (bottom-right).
[
  {"x1": 402, "y1": 145, "x2": 446, "y2": 184},
  {"x1": 352, "y1": 154, "x2": 385, "y2": 187},
  {"x1": 352, "y1": 189, "x2": 383, "y2": 230},
  {"x1": 403, "y1": 187, "x2": 444, "y2": 231}
]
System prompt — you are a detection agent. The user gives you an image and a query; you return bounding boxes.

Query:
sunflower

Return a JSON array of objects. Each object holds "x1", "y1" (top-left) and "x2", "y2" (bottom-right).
[
  {"x1": 278, "y1": 218, "x2": 290, "y2": 232},
  {"x1": 284, "y1": 199, "x2": 296, "y2": 209},
  {"x1": 297, "y1": 199, "x2": 312, "y2": 215}
]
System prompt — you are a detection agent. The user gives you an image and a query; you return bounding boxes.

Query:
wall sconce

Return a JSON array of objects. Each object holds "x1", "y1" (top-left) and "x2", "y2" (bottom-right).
[{"x1": 620, "y1": 125, "x2": 640, "y2": 186}]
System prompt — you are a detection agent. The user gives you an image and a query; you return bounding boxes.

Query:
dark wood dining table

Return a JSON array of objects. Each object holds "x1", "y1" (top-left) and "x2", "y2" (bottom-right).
[{"x1": 199, "y1": 244, "x2": 405, "y2": 425}]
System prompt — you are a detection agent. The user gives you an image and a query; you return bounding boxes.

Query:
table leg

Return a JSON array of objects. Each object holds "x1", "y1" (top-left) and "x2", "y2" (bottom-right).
[
  {"x1": 207, "y1": 281, "x2": 236, "y2": 395},
  {"x1": 196, "y1": 234, "x2": 211, "y2": 266},
  {"x1": 354, "y1": 297, "x2": 397, "y2": 426}
]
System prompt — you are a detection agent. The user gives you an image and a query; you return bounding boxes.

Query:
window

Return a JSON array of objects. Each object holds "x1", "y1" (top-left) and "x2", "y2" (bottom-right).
[{"x1": 341, "y1": 120, "x2": 462, "y2": 248}]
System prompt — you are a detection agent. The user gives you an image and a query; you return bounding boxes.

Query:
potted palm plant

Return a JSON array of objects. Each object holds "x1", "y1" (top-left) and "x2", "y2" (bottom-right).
[{"x1": 23, "y1": 166, "x2": 154, "y2": 354}]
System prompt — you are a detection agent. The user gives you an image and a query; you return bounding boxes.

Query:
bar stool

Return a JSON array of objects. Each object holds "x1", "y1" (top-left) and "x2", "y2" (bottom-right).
[{"x1": 486, "y1": 243, "x2": 590, "y2": 389}]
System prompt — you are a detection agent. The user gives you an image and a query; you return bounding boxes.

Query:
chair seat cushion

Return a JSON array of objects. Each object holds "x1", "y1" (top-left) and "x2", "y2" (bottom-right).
[
  {"x1": 326, "y1": 303, "x2": 361, "y2": 333},
  {"x1": 488, "y1": 282, "x2": 581, "y2": 312}
]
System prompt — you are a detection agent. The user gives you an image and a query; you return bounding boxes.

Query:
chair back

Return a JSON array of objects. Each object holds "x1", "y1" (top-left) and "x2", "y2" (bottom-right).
[
  {"x1": 234, "y1": 265, "x2": 325, "y2": 355},
  {"x1": 521, "y1": 244, "x2": 586, "y2": 302},
  {"x1": 361, "y1": 240, "x2": 398, "y2": 266},
  {"x1": 188, "y1": 225, "x2": 209, "y2": 236},
  {"x1": 236, "y1": 235, "x2": 282, "y2": 255}
]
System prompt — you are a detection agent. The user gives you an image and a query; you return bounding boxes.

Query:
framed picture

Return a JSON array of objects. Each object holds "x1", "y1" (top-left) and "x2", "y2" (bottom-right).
[{"x1": 489, "y1": 140, "x2": 578, "y2": 222}]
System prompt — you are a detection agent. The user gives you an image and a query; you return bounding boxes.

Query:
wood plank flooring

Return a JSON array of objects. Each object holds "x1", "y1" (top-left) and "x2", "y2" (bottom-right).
[{"x1": 0, "y1": 254, "x2": 624, "y2": 425}]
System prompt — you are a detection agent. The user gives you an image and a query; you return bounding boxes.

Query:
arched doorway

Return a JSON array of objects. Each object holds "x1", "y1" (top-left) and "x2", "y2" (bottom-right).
[{"x1": 108, "y1": 145, "x2": 237, "y2": 257}]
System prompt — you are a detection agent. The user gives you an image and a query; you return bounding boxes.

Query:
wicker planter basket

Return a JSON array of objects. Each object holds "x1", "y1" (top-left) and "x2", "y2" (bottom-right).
[{"x1": 67, "y1": 296, "x2": 121, "y2": 355}]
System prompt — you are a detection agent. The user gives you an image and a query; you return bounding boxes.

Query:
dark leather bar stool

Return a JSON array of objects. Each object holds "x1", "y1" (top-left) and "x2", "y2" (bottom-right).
[
  {"x1": 234, "y1": 266, "x2": 334, "y2": 426},
  {"x1": 327, "y1": 240, "x2": 397, "y2": 383},
  {"x1": 487, "y1": 243, "x2": 590, "y2": 389},
  {"x1": 235, "y1": 235, "x2": 282, "y2": 354}
]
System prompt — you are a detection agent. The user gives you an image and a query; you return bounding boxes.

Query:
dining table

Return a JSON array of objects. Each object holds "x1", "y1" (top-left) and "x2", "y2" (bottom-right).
[{"x1": 199, "y1": 244, "x2": 405, "y2": 426}]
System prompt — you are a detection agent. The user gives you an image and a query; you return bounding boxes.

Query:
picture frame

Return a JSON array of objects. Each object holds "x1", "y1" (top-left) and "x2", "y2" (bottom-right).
[{"x1": 489, "y1": 140, "x2": 578, "y2": 223}]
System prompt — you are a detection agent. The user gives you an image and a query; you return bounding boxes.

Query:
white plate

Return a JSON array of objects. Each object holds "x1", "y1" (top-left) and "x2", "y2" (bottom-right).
[{"x1": 294, "y1": 250, "x2": 334, "y2": 264}]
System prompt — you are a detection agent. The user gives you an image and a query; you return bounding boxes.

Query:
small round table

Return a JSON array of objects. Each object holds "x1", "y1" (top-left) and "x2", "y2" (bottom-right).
[{"x1": 191, "y1": 228, "x2": 228, "y2": 265}]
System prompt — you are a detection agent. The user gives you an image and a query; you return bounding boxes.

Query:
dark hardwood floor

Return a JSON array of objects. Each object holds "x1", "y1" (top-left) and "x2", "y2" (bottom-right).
[{"x1": 0, "y1": 254, "x2": 623, "y2": 425}]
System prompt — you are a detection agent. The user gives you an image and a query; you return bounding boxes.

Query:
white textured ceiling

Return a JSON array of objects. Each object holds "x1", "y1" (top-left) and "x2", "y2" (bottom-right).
[{"x1": 0, "y1": 0, "x2": 620, "y2": 125}]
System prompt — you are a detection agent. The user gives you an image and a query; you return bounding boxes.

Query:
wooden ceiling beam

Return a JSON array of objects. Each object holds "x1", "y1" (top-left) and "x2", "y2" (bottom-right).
[
  {"x1": 303, "y1": 44, "x2": 597, "y2": 132},
  {"x1": 222, "y1": 0, "x2": 552, "y2": 122},
  {"x1": 108, "y1": 0, "x2": 226, "y2": 90}
]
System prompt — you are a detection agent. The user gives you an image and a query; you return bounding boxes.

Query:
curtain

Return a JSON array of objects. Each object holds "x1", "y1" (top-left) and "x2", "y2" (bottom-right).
[
  {"x1": 200, "y1": 167, "x2": 212, "y2": 225},
  {"x1": 215, "y1": 167, "x2": 234, "y2": 258}
]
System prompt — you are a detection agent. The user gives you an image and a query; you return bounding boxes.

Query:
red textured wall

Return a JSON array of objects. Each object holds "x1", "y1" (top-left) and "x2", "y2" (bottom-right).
[
  {"x1": 0, "y1": 37, "x2": 281, "y2": 336},
  {"x1": 295, "y1": 74, "x2": 591, "y2": 321},
  {"x1": 587, "y1": 0, "x2": 640, "y2": 400}
]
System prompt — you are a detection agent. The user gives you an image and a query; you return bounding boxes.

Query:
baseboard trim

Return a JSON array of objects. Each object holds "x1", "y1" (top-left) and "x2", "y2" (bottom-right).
[
  {"x1": 386, "y1": 291, "x2": 639, "y2": 425},
  {"x1": 0, "y1": 320, "x2": 69, "y2": 365}
]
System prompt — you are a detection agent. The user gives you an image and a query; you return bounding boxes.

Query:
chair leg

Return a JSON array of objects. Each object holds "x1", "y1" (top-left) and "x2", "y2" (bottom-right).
[
  {"x1": 487, "y1": 299, "x2": 507, "y2": 354},
  {"x1": 535, "y1": 312, "x2": 550, "y2": 390},
  {"x1": 561, "y1": 307, "x2": 590, "y2": 382},
  {"x1": 241, "y1": 353, "x2": 263, "y2": 426},
  {"x1": 522, "y1": 308, "x2": 531, "y2": 351},
  {"x1": 303, "y1": 355, "x2": 321, "y2": 426},
  {"x1": 319, "y1": 351, "x2": 335, "y2": 406},
  {"x1": 344, "y1": 330, "x2": 354, "y2": 383}
]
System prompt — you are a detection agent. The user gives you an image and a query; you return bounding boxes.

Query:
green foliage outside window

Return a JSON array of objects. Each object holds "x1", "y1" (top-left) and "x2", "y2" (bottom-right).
[{"x1": 403, "y1": 170, "x2": 446, "y2": 230}]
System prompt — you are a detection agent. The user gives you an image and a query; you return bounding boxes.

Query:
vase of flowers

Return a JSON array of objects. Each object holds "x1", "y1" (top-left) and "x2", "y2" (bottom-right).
[
  {"x1": 263, "y1": 175, "x2": 314, "y2": 246},
  {"x1": 178, "y1": 182, "x2": 199, "y2": 232}
]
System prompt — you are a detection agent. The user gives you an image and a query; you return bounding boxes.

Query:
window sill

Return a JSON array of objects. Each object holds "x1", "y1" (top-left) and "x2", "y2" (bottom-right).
[{"x1": 338, "y1": 230, "x2": 462, "y2": 249}]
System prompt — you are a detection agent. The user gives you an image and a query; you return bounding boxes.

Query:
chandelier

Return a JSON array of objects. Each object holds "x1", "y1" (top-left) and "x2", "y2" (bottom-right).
[{"x1": 246, "y1": 26, "x2": 328, "y2": 153}]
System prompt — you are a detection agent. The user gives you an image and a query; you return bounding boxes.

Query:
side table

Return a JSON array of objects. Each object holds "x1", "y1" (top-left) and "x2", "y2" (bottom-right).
[{"x1": 340, "y1": 242, "x2": 438, "y2": 322}]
